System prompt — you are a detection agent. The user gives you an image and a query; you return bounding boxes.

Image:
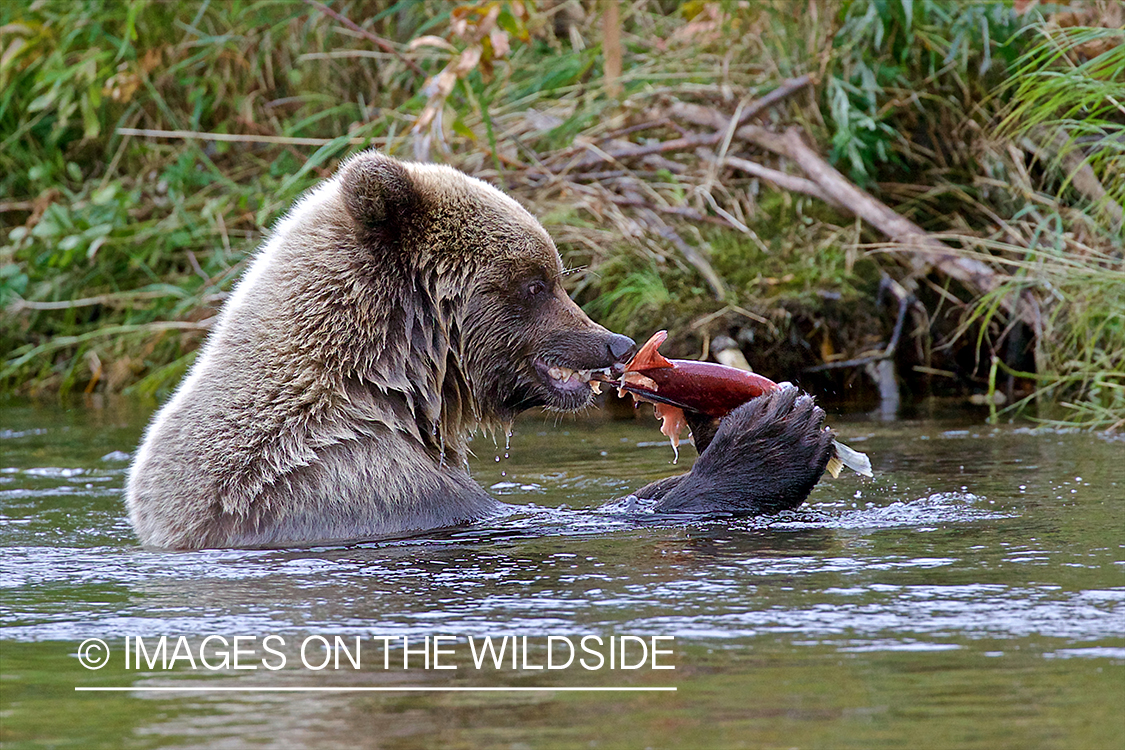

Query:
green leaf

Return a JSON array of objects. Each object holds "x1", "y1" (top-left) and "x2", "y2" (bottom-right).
[{"x1": 27, "y1": 91, "x2": 56, "y2": 112}]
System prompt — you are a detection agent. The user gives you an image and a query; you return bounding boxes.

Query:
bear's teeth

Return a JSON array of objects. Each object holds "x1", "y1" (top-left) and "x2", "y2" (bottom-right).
[
  {"x1": 548, "y1": 366, "x2": 574, "y2": 382},
  {"x1": 590, "y1": 380, "x2": 603, "y2": 394},
  {"x1": 546, "y1": 366, "x2": 600, "y2": 386}
]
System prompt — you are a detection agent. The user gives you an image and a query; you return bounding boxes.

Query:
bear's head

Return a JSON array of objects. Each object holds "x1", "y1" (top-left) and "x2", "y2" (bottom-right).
[{"x1": 336, "y1": 151, "x2": 634, "y2": 428}]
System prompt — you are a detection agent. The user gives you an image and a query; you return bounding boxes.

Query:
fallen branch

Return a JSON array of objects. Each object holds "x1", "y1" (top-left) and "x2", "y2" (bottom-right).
[
  {"x1": 597, "y1": 118, "x2": 671, "y2": 143},
  {"x1": 722, "y1": 155, "x2": 840, "y2": 206},
  {"x1": 116, "y1": 127, "x2": 384, "y2": 147},
  {"x1": 8, "y1": 290, "x2": 227, "y2": 313},
  {"x1": 781, "y1": 128, "x2": 1034, "y2": 323},
  {"x1": 732, "y1": 74, "x2": 812, "y2": 127},
  {"x1": 559, "y1": 76, "x2": 812, "y2": 170},
  {"x1": 561, "y1": 132, "x2": 716, "y2": 169},
  {"x1": 604, "y1": 195, "x2": 731, "y2": 226},
  {"x1": 728, "y1": 125, "x2": 1039, "y2": 329}
]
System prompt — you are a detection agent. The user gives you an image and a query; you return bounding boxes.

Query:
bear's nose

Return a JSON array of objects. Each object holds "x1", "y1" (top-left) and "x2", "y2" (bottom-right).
[{"x1": 606, "y1": 333, "x2": 635, "y2": 363}]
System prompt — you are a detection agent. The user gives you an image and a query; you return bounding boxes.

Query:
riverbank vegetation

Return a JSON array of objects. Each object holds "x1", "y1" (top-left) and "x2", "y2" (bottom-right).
[{"x1": 1, "y1": 1, "x2": 1122, "y2": 427}]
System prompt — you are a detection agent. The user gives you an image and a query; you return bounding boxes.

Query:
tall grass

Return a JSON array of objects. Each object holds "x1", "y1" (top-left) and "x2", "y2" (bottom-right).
[
  {"x1": 967, "y1": 19, "x2": 1125, "y2": 428},
  {"x1": 998, "y1": 23, "x2": 1125, "y2": 227},
  {"x1": 1, "y1": 1, "x2": 1121, "y2": 428},
  {"x1": 1, "y1": 1, "x2": 427, "y2": 395}
]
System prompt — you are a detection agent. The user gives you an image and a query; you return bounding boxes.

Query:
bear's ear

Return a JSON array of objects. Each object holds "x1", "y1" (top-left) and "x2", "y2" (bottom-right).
[{"x1": 339, "y1": 153, "x2": 419, "y2": 230}]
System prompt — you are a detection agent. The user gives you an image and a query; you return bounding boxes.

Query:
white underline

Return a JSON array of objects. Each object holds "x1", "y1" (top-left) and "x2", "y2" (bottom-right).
[{"x1": 75, "y1": 686, "x2": 676, "y2": 692}]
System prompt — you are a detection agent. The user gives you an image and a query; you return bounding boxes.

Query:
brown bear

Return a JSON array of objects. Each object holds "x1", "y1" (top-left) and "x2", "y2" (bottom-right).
[{"x1": 126, "y1": 151, "x2": 834, "y2": 549}]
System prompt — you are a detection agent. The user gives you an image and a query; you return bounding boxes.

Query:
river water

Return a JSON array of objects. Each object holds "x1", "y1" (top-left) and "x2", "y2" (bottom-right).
[{"x1": 1, "y1": 399, "x2": 1122, "y2": 749}]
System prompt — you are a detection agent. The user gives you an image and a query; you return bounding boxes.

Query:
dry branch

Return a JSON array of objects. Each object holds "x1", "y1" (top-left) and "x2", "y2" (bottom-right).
[
  {"x1": 559, "y1": 76, "x2": 812, "y2": 170},
  {"x1": 8, "y1": 290, "x2": 227, "y2": 312},
  {"x1": 560, "y1": 132, "x2": 716, "y2": 169},
  {"x1": 659, "y1": 95, "x2": 1042, "y2": 345},
  {"x1": 722, "y1": 155, "x2": 839, "y2": 206},
  {"x1": 602, "y1": 0, "x2": 622, "y2": 98},
  {"x1": 116, "y1": 127, "x2": 384, "y2": 147},
  {"x1": 776, "y1": 128, "x2": 1036, "y2": 327},
  {"x1": 715, "y1": 124, "x2": 1038, "y2": 329},
  {"x1": 733, "y1": 74, "x2": 812, "y2": 126},
  {"x1": 1039, "y1": 129, "x2": 1124, "y2": 229},
  {"x1": 525, "y1": 71, "x2": 1037, "y2": 340},
  {"x1": 604, "y1": 195, "x2": 730, "y2": 226}
]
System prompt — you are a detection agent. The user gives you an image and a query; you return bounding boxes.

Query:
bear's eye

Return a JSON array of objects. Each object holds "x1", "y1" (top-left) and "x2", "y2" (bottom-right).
[{"x1": 526, "y1": 279, "x2": 548, "y2": 297}]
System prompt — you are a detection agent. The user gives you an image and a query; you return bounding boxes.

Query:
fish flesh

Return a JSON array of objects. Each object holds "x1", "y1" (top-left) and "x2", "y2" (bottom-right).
[{"x1": 614, "y1": 331, "x2": 872, "y2": 477}]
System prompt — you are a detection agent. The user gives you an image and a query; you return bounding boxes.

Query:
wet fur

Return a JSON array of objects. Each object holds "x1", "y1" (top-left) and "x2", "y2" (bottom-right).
[
  {"x1": 127, "y1": 152, "x2": 630, "y2": 549},
  {"x1": 636, "y1": 386, "x2": 837, "y2": 515},
  {"x1": 127, "y1": 152, "x2": 834, "y2": 550}
]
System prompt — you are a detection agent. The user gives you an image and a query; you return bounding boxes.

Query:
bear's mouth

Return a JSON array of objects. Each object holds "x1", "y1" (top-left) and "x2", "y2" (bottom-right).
[
  {"x1": 522, "y1": 332, "x2": 633, "y2": 413},
  {"x1": 532, "y1": 361, "x2": 616, "y2": 397}
]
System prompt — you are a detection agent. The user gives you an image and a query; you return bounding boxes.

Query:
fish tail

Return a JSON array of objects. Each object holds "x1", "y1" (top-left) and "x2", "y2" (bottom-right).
[{"x1": 830, "y1": 440, "x2": 873, "y2": 478}]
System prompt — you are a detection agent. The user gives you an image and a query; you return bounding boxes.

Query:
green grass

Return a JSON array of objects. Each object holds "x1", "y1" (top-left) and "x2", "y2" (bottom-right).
[{"x1": 1, "y1": 0, "x2": 1121, "y2": 427}]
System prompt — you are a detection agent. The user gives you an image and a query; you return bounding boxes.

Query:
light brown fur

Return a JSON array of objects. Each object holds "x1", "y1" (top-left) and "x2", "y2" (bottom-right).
[{"x1": 127, "y1": 152, "x2": 633, "y2": 549}]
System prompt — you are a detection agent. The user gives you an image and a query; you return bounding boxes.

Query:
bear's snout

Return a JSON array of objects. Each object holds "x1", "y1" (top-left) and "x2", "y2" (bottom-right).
[
  {"x1": 535, "y1": 329, "x2": 634, "y2": 372},
  {"x1": 606, "y1": 333, "x2": 635, "y2": 364}
]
